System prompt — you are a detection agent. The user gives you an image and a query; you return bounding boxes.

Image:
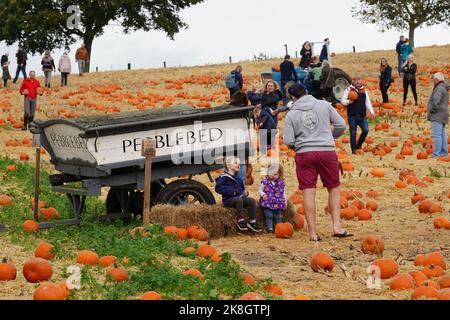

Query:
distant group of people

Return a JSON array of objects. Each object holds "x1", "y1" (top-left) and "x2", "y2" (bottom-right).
[
  {"x1": 1, "y1": 43, "x2": 90, "y2": 89},
  {"x1": 219, "y1": 36, "x2": 448, "y2": 238}
]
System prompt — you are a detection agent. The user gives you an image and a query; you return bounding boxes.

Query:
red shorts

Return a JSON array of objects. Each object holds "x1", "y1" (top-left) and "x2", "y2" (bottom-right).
[{"x1": 295, "y1": 151, "x2": 340, "y2": 189}]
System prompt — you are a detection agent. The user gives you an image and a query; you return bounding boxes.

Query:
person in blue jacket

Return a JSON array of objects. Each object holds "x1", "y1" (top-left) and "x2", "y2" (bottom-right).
[
  {"x1": 215, "y1": 156, "x2": 261, "y2": 232},
  {"x1": 280, "y1": 55, "x2": 298, "y2": 103},
  {"x1": 320, "y1": 38, "x2": 331, "y2": 64},
  {"x1": 400, "y1": 39, "x2": 414, "y2": 66},
  {"x1": 395, "y1": 35, "x2": 405, "y2": 76},
  {"x1": 379, "y1": 58, "x2": 393, "y2": 103}
]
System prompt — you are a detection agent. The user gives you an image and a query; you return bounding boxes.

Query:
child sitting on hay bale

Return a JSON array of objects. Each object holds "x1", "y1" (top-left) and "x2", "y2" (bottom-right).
[
  {"x1": 215, "y1": 156, "x2": 262, "y2": 232},
  {"x1": 259, "y1": 163, "x2": 286, "y2": 233}
]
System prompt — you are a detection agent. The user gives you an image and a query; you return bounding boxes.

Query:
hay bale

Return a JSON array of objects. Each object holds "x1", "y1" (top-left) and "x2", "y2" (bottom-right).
[
  {"x1": 149, "y1": 204, "x2": 238, "y2": 238},
  {"x1": 149, "y1": 201, "x2": 296, "y2": 238}
]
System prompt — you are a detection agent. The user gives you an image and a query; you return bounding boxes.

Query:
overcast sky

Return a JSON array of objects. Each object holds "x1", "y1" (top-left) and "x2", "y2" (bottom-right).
[{"x1": 1, "y1": 0, "x2": 449, "y2": 73}]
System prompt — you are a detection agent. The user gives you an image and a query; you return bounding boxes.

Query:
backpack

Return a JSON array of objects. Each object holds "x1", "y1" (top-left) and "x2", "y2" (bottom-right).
[{"x1": 225, "y1": 71, "x2": 237, "y2": 89}]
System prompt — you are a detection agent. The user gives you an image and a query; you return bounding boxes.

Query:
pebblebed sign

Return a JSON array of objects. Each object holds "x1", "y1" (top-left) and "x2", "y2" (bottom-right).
[{"x1": 44, "y1": 119, "x2": 251, "y2": 166}]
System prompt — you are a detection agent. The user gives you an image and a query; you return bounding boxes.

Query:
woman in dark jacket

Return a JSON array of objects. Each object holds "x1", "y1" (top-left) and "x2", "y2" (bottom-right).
[
  {"x1": 261, "y1": 80, "x2": 283, "y2": 127},
  {"x1": 402, "y1": 55, "x2": 418, "y2": 106},
  {"x1": 258, "y1": 80, "x2": 282, "y2": 153},
  {"x1": 379, "y1": 58, "x2": 393, "y2": 103},
  {"x1": 299, "y1": 41, "x2": 312, "y2": 69},
  {"x1": 1, "y1": 53, "x2": 11, "y2": 87}
]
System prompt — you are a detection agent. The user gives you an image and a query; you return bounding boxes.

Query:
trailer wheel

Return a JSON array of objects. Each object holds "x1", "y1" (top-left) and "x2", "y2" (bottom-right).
[
  {"x1": 155, "y1": 179, "x2": 216, "y2": 206},
  {"x1": 331, "y1": 77, "x2": 351, "y2": 103}
]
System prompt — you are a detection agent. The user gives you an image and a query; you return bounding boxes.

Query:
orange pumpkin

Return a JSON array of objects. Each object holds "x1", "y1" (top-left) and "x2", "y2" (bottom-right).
[
  {"x1": 370, "y1": 168, "x2": 385, "y2": 178},
  {"x1": 264, "y1": 284, "x2": 283, "y2": 296},
  {"x1": 423, "y1": 252, "x2": 446, "y2": 269},
  {"x1": 98, "y1": 256, "x2": 117, "y2": 267},
  {"x1": 76, "y1": 250, "x2": 99, "y2": 265},
  {"x1": 194, "y1": 228, "x2": 208, "y2": 241},
  {"x1": 414, "y1": 254, "x2": 426, "y2": 266},
  {"x1": 390, "y1": 273, "x2": 415, "y2": 291},
  {"x1": 182, "y1": 247, "x2": 196, "y2": 255},
  {"x1": 164, "y1": 226, "x2": 178, "y2": 237},
  {"x1": 310, "y1": 252, "x2": 334, "y2": 272},
  {"x1": 187, "y1": 225, "x2": 200, "y2": 238},
  {"x1": 241, "y1": 274, "x2": 255, "y2": 285},
  {"x1": 365, "y1": 201, "x2": 378, "y2": 211},
  {"x1": 107, "y1": 266, "x2": 129, "y2": 282},
  {"x1": 437, "y1": 275, "x2": 450, "y2": 289},
  {"x1": 239, "y1": 292, "x2": 266, "y2": 300},
  {"x1": 371, "y1": 259, "x2": 398, "y2": 279},
  {"x1": 183, "y1": 268, "x2": 204, "y2": 280},
  {"x1": 0, "y1": 257, "x2": 17, "y2": 281},
  {"x1": 275, "y1": 223, "x2": 294, "y2": 239},
  {"x1": 0, "y1": 195, "x2": 12, "y2": 206},
  {"x1": 410, "y1": 271, "x2": 428, "y2": 287},
  {"x1": 22, "y1": 220, "x2": 39, "y2": 234},
  {"x1": 33, "y1": 283, "x2": 65, "y2": 300},
  {"x1": 141, "y1": 291, "x2": 162, "y2": 300},
  {"x1": 294, "y1": 213, "x2": 305, "y2": 229},
  {"x1": 197, "y1": 244, "x2": 217, "y2": 258},
  {"x1": 34, "y1": 242, "x2": 55, "y2": 260},
  {"x1": 434, "y1": 217, "x2": 450, "y2": 230},
  {"x1": 23, "y1": 258, "x2": 53, "y2": 283},
  {"x1": 412, "y1": 285, "x2": 439, "y2": 300},
  {"x1": 348, "y1": 90, "x2": 358, "y2": 101},
  {"x1": 421, "y1": 265, "x2": 444, "y2": 278},
  {"x1": 362, "y1": 235, "x2": 384, "y2": 255},
  {"x1": 357, "y1": 209, "x2": 372, "y2": 221},
  {"x1": 438, "y1": 289, "x2": 450, "y2": 300}
]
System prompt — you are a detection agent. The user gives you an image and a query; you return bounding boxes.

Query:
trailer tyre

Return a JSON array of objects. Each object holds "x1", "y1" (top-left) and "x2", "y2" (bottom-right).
[{"x1": 155, "y1": 179, "x2": 216, "y2": 206}]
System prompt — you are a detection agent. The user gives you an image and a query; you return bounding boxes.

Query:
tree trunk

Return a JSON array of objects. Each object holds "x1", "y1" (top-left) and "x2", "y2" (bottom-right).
[
  {"x1": 408, "y1": 26, "x2": 415, "y2": 49},
  {"x1": 83, "y1": 35, "x2": 94, "y2": 73}
]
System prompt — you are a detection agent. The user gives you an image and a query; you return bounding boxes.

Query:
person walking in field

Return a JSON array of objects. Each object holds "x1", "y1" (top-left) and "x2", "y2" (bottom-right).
[
  {"x1": 259, "y1": 163, "x2": 286, "y2": 233},
  {"x1": 1, "y1": 52, "x2": 11, "y2": 87},
  {"x1": 41, "y1": 50, "x2": 56, "y2": 88},
  {"x1": 13, "y1": 45, "x2": 27, "y2": 83},
  {"x1": 75, "y1": 43, "x2": 89, "y2": 76},
  {"x1": 280, "y1": 55, "x2": 299, "y2": 103},
  {"x1": 379, "y1": 58, "x2": 393, "y2": 103},
  {"x1": 19, "y1": 71, "x2": 43, "y2": 131},
  {"x1": 319, "y1": 38, "x2": 331, "y2": 65},
  {"x1": 341, "y1": 76, "x2": 375, "y2": 154},
  {"x1": 58, "y1": 52, "x2": 72, "y2": 87},
  {"x1": 402, "y1": 55, "x2": 418, "y2": 106},
  {"x1": 283, "y1": 83, "x2": 349, "y2": 241},
  {"x1": 215, "y1": 156, "x2": 262, "y2": 232},
  {"x1": 427, "y1": 72, "x2": 449, "y2": 158},
  {"x1": 396, "y1": 35, "x2": 406, "y2": 76},
  {"x1": 299, "y1": 41, "x2": 312, "y2": 69},
  {"x1": 225, "y1": 66, "x2": 244, "y2": 98}
]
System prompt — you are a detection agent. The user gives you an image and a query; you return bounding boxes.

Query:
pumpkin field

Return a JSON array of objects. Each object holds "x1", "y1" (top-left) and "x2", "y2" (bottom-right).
[{"x1": 0, "y1": 45, "x2": 449, "y2": 300}]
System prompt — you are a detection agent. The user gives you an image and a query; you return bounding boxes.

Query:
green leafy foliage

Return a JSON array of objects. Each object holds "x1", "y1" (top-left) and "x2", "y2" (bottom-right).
[{"x1": 0, "y1": 157, "x2": 270, "y2": 300}]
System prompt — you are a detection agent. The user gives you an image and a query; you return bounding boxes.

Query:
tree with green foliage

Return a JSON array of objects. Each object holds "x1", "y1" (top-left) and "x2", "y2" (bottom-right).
[
  {"x1": 0, "y1": 0, "x2": 204, "y2": 72},
  {"x1": 352, "y1": 0, "x2": 450, "y2": 48}
]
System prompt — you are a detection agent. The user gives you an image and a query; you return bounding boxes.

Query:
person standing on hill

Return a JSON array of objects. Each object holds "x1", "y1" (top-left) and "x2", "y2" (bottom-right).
[
  {"x1": 379, "y1": 58, "x2": 393, "y2": 103},
  {"x1": 396, "y1": 35, "x2": 406, "y2": 76},
  {"x1": 75, "y1": 43, "x2": 89, "y2": 76},
  {"x1": 226, "y1": 66, "x2": 243, "y2": 98},
  {"x1": 299, "y1": 41, "x2": 312, "y2": 69},
  {"x1": 341, "y1": 76, "x2": 375, "y2": 154},
  {"x1": 19, "y1": 71, "x2": 43, "y2": 131},
  {"x1": 58, "y1": 52, "x2": 72, "y2": 87},
  {"x1": 283, "y1": 83, "x2": 349, "y2": 241},
  {"x1": 427, "y1": 72, "x2": 449, "y2": 158},
  {"x1": 400, "y1": 38, "x2": 413, "y2": 66},
  {"x1": 309, "y1": 56, "x2": 323, "y2": 99},
  {"x1": 13, "y1": 45, "x2": 27, "y2": 83},
  {"x1": 41, "y1": 50, "x2": 56, "y2": 88},
  {"x1": 280, "y1": 55, "x2": 298, "y2": 104},
  {"x1": 402, "y1": 55, "x2": 418, "y2": 106},
  {"x1": 1, "y1": 53, "x2": 11, "y2": 87},
  {"x1": 320, "y1": 38, "x2": 331, "y2": 65}
]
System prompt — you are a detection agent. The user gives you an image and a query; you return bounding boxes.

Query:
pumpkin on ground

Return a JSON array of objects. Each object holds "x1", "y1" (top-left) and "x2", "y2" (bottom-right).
[
  {"x1": 362, "y1": 235, "x2": 384, "y2": 255},
  {"x1": 23, "y1": 258, "x2": 53, "y2": 283},
  {"x1": 22, "y1": 220, "x2": 39, "y2": 234},
  {"x1": 197, "y1": 244, "x2": 217, "y2": 258},
  {"x1": 0, "y1": 258, "x2": 17, "y2": 281},
  {"x1": 34, "y1": 242, "x2": 55, "y2": 260},
  {"x1": 107, "y1": 266, "x2": 129, "y2": 282},
  {"x1": 141, "y1": 291, "x2": 162, "y2": 300},
  {"x1": 239, "y1": 292, "x2": 266, "y2": 300},
  {"x1": 33, "y1": 283, "x2": 65, "y2": 300},
  {"x1": 371, "y1": 259, "x2": 398, "y2": 279},
  {"x1": 310, "y1": 252, "x2": 334, "y2": 272},
  {"x1": 390, "y1": 273, "x2": 415, "y2": 291},
  {"x1": 275, "y1": 223, "x2": 294, "y2": 239},
  {"x1": 76, "y1": 250, "x2": 99, "y2": 265}
]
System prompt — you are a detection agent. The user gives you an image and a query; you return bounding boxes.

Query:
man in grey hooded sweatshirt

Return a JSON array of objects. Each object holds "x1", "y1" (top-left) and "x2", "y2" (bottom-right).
[
  {"x1": 428, "y1": 72, "x2": 449, "y2": 158},
  {"x1": 283, "y1": 83, "x2": 349, "y2": 241}
]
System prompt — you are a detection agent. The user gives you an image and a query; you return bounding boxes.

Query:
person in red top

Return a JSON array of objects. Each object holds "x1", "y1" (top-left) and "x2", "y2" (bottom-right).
[{"x1": 19, "y1": 71, "x2": 43, "y2": 130}]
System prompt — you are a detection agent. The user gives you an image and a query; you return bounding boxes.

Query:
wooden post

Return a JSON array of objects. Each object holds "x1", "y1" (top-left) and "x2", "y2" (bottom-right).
[
  {"x1": 163, "y1": 61, "x2": 167, "y2": 68},
  {"x1": 33, "y1": 134, "x2": 41, "y2": 221},
  {"x1": 142, "y1": 138, "x2": 156, "y2": 227},
  {"x1": 353, "y1": 46, "x2": 356, "y2": 53},
  {"x1": 295, "y1": 51, "x2": 298, "y2": 58},
  {"x1": 284, "y1": 44, "x2": 288, "y2": 56},
  {"x1": 96, "y1": 67, "x2": 98, "y2": 72},
  {"x1": 229, "y1": 56, "x2": 232, "y2": 64},
  {"x1": 127, "y1": 63, "x2": 131, "y2": 70}
]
